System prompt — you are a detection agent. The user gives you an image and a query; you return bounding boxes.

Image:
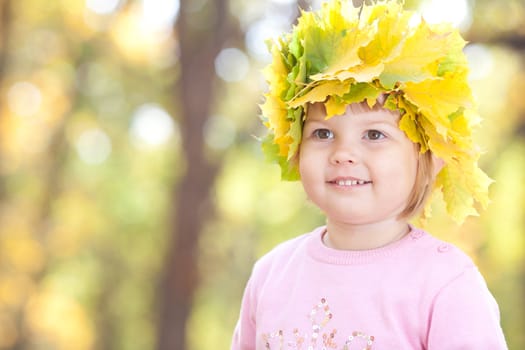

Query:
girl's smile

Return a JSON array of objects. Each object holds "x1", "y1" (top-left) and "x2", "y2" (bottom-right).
[{"x1": 328, "y1": 177, "x2": 372, "y2": 187}]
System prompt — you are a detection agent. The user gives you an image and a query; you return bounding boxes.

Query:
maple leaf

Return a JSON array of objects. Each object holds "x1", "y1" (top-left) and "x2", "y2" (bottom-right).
[
  {"x1": 286, "y1": 108, "x2": 304, "y2": 160},
  {"x1": 324, "y1": 96, "x2": 348, "y2": 117},
  {"x1": 321, "y1": 63, "x2": 385, "y2": 83},
  {"x1": 399, "y1": 113, "x2": 427, "y2": 152},
  {"x1": 380, "y1": 21, "x2": 454, "y2": 89},
  {"x1": 402, "y1": 71, "x2": 474, "y2": 138},
  {"x1": 358, "y1": 2, "x2": 411, "y2": 66},
  {"x1": 260, "y1": 95, "x2": 290, "y2": 156},
  {"x1": 303, "y1": 1, "x2": 376, "y2": 80},
  {"x1": 262, "y1": 134, "x2": 300, "y2": 181},
  {"x1": 288, "y1": 80, "x2": 351, "y2": 108},
  {"x1": 258, "y1": 0, "x2": 491, "y2": 223},
  {"x1": 436, "y1": 163, "x2": 479, "y2": 223},
  {"x1": 387, "y1": 95, "x2": 429, "y2": 152},
  {"x1": 319, "y1": 82, "x2": 381, "y2": 118}
]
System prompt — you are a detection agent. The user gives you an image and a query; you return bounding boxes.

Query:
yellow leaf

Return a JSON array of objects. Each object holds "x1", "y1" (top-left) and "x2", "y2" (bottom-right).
[
  {"x1": 403, "y1": 71, "x2": 473, "y2": 137},
  {"x1": 324, "y1": 96, "x2": 348, "y2": 117},
  {"x1": 358, "y1": 2, "x2": 412, "y2": 65},
  {"x1": 261, "y1": 96, "x2": 288, "y2": 134},
  {"x1": 263, "y1": 39, "x2": 289, "y2": 97},
  {"x1": 417, "y1": 114, "x2": 472, "y2": 163},
  {"x1": 380, "y1": 21, "x2": 454, "y2": 88},
  {"x1": 288, "y1": 80, "x2": 350, "y2": 108},
  {"x1": 314, "y1": 63, "x2": 384, "y2": 83},
  {"x1": 436, "y1": 163, "x2": 479, "y2": 223},
  {"x1": 275, "y1": 134, "x2": 293, "y2": 157},
  {"x1": 302, "y1": 0, "x2": 374, "y2": 78},
  {"x1": 468, "y1": 164, "x2": 494, "y2": 210},
  {"x1": 399, "y1": 113, "x2": 426, "y2": 151}
]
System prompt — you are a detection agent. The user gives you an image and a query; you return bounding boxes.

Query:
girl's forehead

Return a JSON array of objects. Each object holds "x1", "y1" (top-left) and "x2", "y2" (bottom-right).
[{"x1": 306, "y1": 102, "x2": 400, "y2": 123}]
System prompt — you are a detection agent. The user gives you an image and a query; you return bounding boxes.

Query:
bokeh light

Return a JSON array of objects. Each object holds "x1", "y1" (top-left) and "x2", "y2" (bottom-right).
[
  {"x1": 7, "y1": 82, "x2": 42, "y2": 117},
  {"x1": 129, "y1": 104, "x2": 178, "y2": 148},
  {"x1": 214, "y1": 48, "x2": 250, "y2": 82},
  {"x1": 85, "y1": 0, "x2": 121, "y2": 15},
  {"x1": 245, "y1": 18, "x2": 289, "y2": 61},
  {"x1": 204, "y1": 115, "x2": 237, "y2": 151},
  {"x1": 420, "y1": 0, "x2": 472, "y2": 31},
  {"x1": 465, "y1": 44, "x2": 495, "y2": 81},
  {"x1": 75, "y1": 128, "x2": 112, "y2": 165},
  {"x1": 141, "y1": 0, "x2": 180, "y2": 34}
]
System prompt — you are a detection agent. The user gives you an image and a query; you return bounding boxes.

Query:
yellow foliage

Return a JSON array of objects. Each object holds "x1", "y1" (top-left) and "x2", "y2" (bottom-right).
[
  {"x1": 2, "y1": 236, "x2": 45, "y2": 274},
  {"x1": 260, "y1": 0, "x2": 489, "y2": 221},
  {"x1": 381, "y1": 21, "x2": 459, "y2": 87},
  {"x1": 49, "y1": 189, "x2": 107, "y2": 257},
  {"x1": 289, "y1": 80, "x2": 350, "y2": 108},
  {"x1": 109, "y1": 3, "x2": 173, "y2": 65},
  {"x1": 403, "y1": 72, "x2": 473, "y2": 137},
  {"x1": 26, "y1": 291, "x2": 94, "y2": 350},
  {"x1": 0, "y1": 273, "x2": 34, "y2": 308}
]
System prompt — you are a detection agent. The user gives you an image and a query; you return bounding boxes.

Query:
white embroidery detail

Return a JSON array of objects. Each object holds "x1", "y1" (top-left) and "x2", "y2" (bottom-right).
[{"x1": 261, "y1": 298, "x2": 375, "y2": 349}]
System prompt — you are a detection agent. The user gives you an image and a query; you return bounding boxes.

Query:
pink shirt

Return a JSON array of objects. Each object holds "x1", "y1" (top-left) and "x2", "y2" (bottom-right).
[{"x1": 232, "y1": 226, "x2": 507, "y2": 349}]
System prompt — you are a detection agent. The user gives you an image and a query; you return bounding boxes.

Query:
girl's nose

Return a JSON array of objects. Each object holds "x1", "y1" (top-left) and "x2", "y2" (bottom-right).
[{"x1": 329, "y1": 144, "x2": 357, "y2": 165}]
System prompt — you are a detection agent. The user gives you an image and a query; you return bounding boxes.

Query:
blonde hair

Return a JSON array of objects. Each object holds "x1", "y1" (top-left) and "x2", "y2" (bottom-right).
[{"x1": 399, "y1": 150, "x2": 434, "y2": 220}]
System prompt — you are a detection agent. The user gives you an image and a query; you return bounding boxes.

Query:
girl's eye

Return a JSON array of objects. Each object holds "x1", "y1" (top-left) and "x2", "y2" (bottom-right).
[
  {"x1": 364, "y1": 130, "x2": 385, "y2": 140},
  {"x1": 312, "y1": 128, "x2": 334, "y2": 140}
]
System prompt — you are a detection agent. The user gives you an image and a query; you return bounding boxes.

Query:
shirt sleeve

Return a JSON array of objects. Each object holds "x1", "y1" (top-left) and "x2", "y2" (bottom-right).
[
  {"x1": 427, "y1": 266, "x2": 508, "y2": 349},
  {"x1": 231, "y1": 275, "x2": 257, "y2": 350}
]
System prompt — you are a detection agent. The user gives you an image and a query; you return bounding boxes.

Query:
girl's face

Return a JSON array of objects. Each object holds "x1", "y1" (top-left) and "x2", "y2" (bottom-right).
[{"x1": 299, "y1": 103, "x2": 419, "y2": 226}]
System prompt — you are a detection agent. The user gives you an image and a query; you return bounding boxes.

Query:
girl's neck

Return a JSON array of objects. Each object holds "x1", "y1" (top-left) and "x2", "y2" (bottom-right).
[{"x1": 323, "y1": 219, "x2": 411, "y2": 251}]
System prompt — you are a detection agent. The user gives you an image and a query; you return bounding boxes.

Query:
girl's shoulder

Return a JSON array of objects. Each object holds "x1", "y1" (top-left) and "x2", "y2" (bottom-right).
[
  {"x1": 415, "y1": 229, "x2": 474, "y2": 262},
  {"x1": 409, "y1": 227, "x2": 479, "y2": 281}
]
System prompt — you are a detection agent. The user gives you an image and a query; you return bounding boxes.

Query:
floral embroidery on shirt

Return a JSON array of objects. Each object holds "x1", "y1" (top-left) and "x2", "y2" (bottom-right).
[{"x1": 262, "y1": 298, "x2": 375, "y2": 350}]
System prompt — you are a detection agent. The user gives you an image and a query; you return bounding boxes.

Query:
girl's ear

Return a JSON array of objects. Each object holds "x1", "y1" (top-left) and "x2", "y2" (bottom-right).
[{"x1": 432, "y1": 155, "x2": 445, "y2": 178}]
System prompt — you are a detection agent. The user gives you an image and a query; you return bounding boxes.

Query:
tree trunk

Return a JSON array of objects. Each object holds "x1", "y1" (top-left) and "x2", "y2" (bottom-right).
[{"x1": 156, "y1": 0, "x2": 233, "y2": 349}]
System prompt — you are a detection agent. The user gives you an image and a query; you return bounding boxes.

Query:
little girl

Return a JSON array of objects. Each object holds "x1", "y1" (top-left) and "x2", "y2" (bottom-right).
[{"x1": 232, "y1": 1, "x2": 508, "y2": 349}]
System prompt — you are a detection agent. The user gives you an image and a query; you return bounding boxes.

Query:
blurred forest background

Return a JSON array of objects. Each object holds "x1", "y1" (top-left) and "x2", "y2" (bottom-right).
[{"x1": 0, "y1": 0, "x2": 523, "y2": 349}]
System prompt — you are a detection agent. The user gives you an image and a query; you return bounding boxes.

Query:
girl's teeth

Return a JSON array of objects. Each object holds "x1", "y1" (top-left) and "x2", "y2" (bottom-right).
[{"x1": 337, "y1": 180, "x2": 366, "y2": 186}]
